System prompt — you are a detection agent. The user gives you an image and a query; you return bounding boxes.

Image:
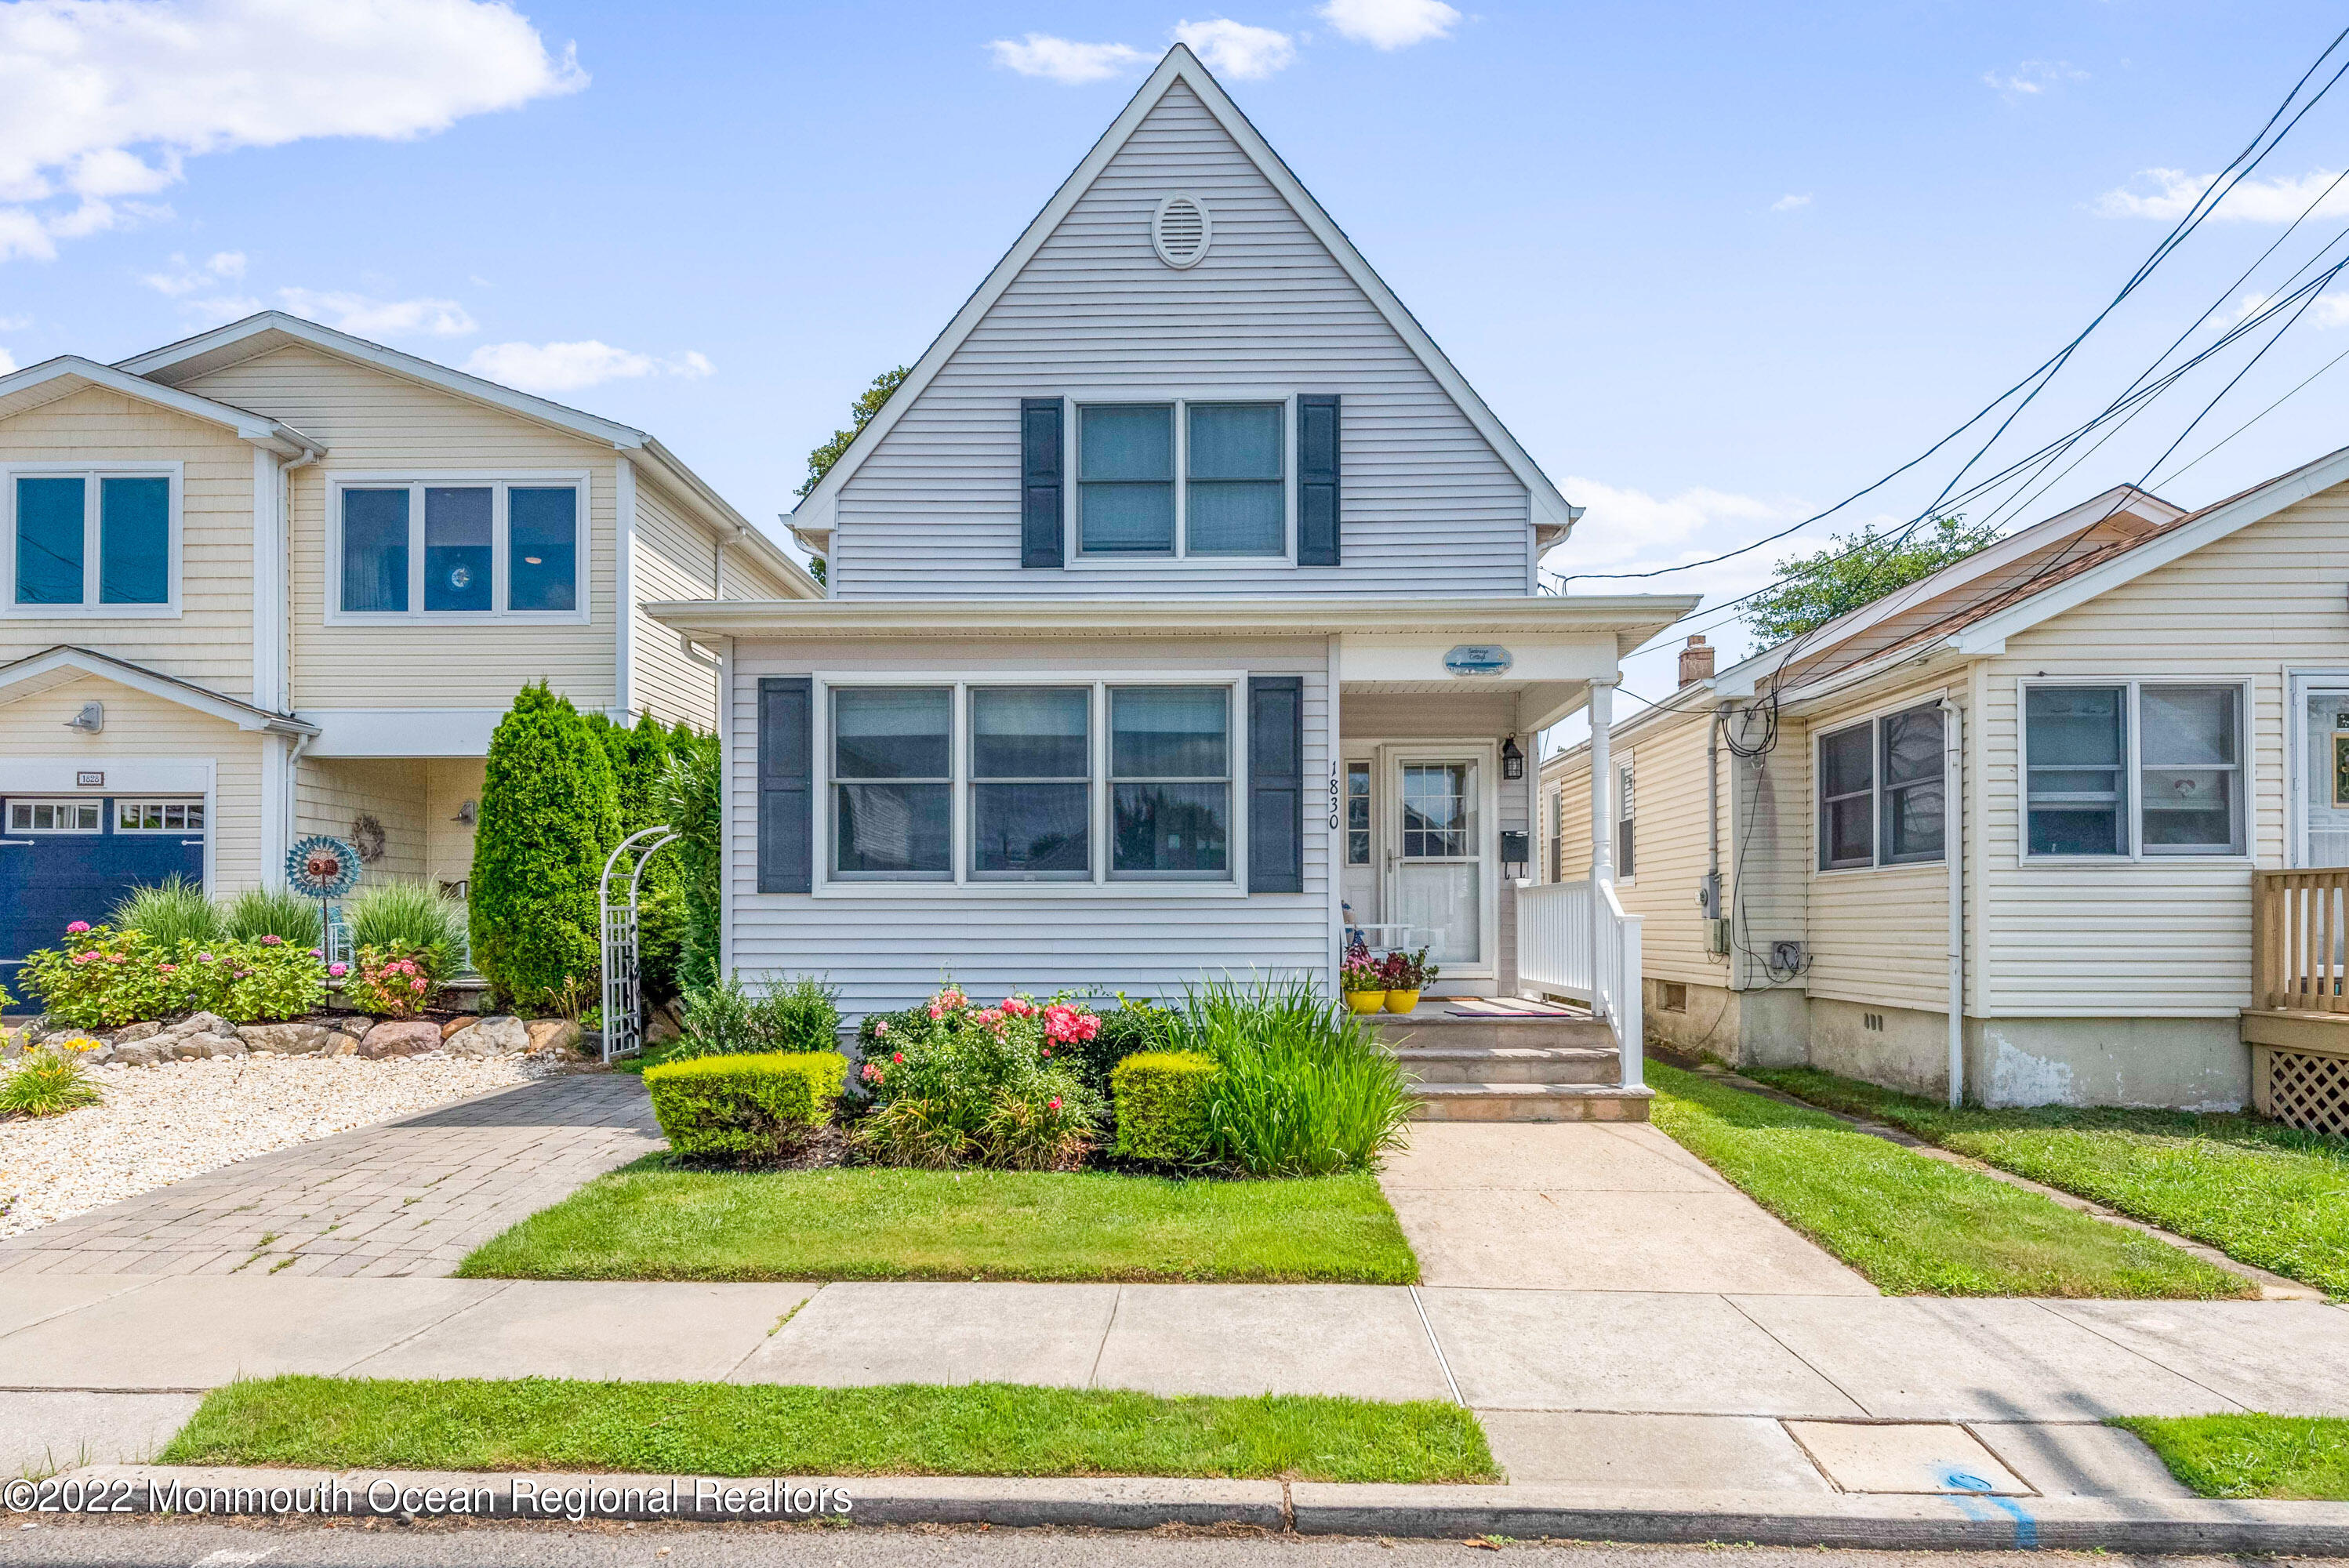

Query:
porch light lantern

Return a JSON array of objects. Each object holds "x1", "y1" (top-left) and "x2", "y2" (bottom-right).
[{"x1": 1501, "y1": 736, "x2": 1525, "y2": 780}]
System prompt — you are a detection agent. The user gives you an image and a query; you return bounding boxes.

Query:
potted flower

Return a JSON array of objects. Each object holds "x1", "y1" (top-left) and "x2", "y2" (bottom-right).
[
  {"x1": 1381, "y1": 947, "x2": 1439, "y2": 1013},
  {"x1": 1339, "y1": 943, "x2": 1387, "y2": 1014}
]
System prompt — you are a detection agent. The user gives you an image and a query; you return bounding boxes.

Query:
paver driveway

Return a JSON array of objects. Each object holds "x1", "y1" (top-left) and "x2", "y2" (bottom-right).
[{"x1": 0, "y1": 1073, "x2": 660, "y2": 1280}]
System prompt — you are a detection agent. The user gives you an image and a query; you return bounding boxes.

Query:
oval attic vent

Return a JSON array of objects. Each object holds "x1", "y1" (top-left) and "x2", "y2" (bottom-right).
[{"x1": 1153, "y1": 193, "x2": 1211, "y2": 268}]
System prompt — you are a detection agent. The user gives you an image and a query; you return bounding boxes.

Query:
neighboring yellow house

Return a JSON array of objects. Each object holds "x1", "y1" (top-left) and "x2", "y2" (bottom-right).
[
  {"x1": 0, "y1": 313, "x2": 817, "y2": 978},
  {"x1": 1541, "y1": 457, "x2": 2349, "y2": 1127}
]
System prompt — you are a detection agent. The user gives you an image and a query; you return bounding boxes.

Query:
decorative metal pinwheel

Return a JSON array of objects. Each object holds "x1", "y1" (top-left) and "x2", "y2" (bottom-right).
[{"x1": 286, "y1": 836, "x2": 361, "y2": 898}]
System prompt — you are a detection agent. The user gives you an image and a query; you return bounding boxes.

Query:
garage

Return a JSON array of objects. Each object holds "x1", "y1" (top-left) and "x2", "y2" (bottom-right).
[{"x1": 0, "y1": 795, "x2": 205, "y2": 982}]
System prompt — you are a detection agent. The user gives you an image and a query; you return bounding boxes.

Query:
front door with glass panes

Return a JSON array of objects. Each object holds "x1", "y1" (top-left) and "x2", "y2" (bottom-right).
[
  {"x1": 2302, "y1": 684, "x2": 2349, "y2": 867},
  {"x1": 1383, "y1": 750, "x2": 1490, "y2": 975}
]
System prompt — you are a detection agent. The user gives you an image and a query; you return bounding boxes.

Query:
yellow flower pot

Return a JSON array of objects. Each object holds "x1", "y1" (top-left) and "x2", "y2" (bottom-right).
[
  {"x1": 1346, "y1": 990, "x2": 1389, "y2": 1014},
  {"x1": 1383, "y1": 989, "x2": 1422, "y2": 1014}
]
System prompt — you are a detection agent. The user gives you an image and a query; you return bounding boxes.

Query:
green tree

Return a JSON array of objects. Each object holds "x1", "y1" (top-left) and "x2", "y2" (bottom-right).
[
  {"x1": 659, "y1": 728, "x2": 724, "y2": 996},
  {"x1": 796, "y1": 366, "x2": 909, "y2": 499},
  {"x1": 597, "y1": 712, "x2": 685, "y2": 1002},
  {"x1": 470, "y1": 684, "x2": 621, "y2": 1014},
  {"x1": 1742, "y1": 514, "x2": 2001, "y2": 645}
]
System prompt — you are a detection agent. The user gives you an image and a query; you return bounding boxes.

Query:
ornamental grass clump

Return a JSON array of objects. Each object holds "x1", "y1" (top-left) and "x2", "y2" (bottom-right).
[
  {"x1": 1171, "y1": 977, "x2": 1412, "y2": 1178},
  {"x1": 108, "y1": 876, "x2": 222, "y2": 949},
  {"x1": 350, "y1": 881, "x2": 467, "y2": 975},
  {"x1": 0, "y1": 1037, "x2": 103, "y2": 1119},
  {"x1": 222, "y1": 887, "x2": 322, "y2": 947},
  {"x1": 853, "y1": 986, "x2": 1102, "y2": 1171}
]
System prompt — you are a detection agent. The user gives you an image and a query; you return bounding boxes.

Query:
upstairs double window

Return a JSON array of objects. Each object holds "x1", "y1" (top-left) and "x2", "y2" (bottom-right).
[
  {"x1": 7, "y1": 467, "x2": 175, "y2": 613},
  {"x1": 333, "y1": 477, "x2": 583, "y2": 620},
  {"x1": 1077, "y1": 401, "x2": 1286, "y2": 557},
  {"x1": 2024, "y1": 682, "x2": 2243, "y2": 857}
]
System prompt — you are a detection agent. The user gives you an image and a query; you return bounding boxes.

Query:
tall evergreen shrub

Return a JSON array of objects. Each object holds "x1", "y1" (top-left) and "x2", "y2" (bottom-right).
[
  {"x1": 659, "y1": 727, "x2": 724, "y2": 996},
  {"x1": 598, "y1": 712, "x2": 684, "y2": 1000},
  {"x1": 470, "y1": 684, "x2": 621, "y2": 1014}
]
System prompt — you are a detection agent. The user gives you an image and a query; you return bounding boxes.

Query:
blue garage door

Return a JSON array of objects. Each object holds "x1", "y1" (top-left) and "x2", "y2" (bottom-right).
[{"x1": 0, "y1": 796, "x2": 205, "y2": 985}]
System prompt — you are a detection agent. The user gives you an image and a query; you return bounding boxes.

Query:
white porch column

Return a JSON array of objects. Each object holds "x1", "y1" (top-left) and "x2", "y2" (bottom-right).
[{"x1": 1587, "y1": 678, "x2": 1614, "y2": 1022}]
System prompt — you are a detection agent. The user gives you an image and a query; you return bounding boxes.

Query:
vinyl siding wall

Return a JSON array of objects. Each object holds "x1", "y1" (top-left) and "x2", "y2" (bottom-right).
[
  {"x1": 1973, "y1": 484, "x2": 2349, "y2": 1016},
  {"x1": 179, "y1": 345, "x2": 621, "y2": 712},
  {"x1": 726, "y1": 636, "x2": 1331, "y2": 1014},
  {"x1": 629, "y1": 470, "x2": 723, "y2": 728},
  {"x1": 831, "y1": 79, "x2": 1532, "y2": 600},
  {"x1": 0, "y1": 387, "x2": 257, "y2": 698},
  {"x1": 296, "y1": 757, "x2": 428, "y2": 882},
  {"x1": 2, "y1": 675, "x2": 269, "y2": 892}
]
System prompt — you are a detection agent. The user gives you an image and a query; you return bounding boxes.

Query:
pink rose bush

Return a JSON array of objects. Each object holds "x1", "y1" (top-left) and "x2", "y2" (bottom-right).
[
  {"x1": 851, "y1": 984, "x2": 1102, "y2": 1171},
  {"x1": 20, "y1": 924, "x2": 326, "y2": 1029},
  {"x1": 339, "y1": 946, "x2": 443, "y2": 1019}
]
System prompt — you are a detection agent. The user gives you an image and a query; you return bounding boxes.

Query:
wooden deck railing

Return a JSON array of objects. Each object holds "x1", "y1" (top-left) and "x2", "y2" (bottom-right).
[{"x1": 2253, "y1": 868, "x2": 2349, "y2": 1012}]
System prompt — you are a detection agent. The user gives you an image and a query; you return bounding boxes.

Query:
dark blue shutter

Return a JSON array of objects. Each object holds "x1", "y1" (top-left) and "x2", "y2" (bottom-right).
[
  {"x1": 1247, "y1": 675, "x2": 1304, "y2": 894},
  {"x1": 757, "y1": 677, "x2": 813, "y2": 894},
  {"x1": 1020, "y1": 398, "x2": 1064, "y2": 568},
  {"x1": 1297, "y1": 394, "x2": 1340, "y2": 567}
]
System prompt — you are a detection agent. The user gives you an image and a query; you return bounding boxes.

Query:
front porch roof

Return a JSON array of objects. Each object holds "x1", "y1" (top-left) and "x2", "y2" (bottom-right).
[
  {"x1": 0, "y1": 646, "x2": 317, "y2": 735},
  {"x1": 643, "y1": 594, "x2": 1699, "y2": 659}
]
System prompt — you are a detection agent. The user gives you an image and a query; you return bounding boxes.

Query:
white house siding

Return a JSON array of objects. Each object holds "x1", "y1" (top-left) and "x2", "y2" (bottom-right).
[
  {"x1": 725, "y1": 635, "x2": 1332, "y2": 1015},
  {"x1": 178, "y1": 345, "x2": 621, "y2": 713},
  {"x1": 296, "y1": 757, "x2": 428, "y2": 882},
  {"x1": 0, "y1": 386, "x2": 257, "y2": 699},
  {"x1": 831, "y1": 79, "x2": 1532, "y2": 600},
  {"x1": 1728, "y1": 708, "x2": 1811, "y2": 993},
  {"x1": 2, "y1": 675, "x2": 268, "y2": 893},
  {"x1": 423, "y1": 758, "x2": 485, "y2": 887},
  {"x1": 1800, "y1": 673, "x2": 1960, "y2": 1014},
  {"x1": 630, "y1": 473, "x2": 724, "y2": 728},
  {"x1": 1975, "y1": 484, "x2": 2349, "y2": 1018}
]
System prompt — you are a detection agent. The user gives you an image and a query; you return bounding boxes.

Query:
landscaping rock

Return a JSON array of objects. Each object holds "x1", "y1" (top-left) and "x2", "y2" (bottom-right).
[
  {"x1": 111, "y1": 1021, "x2": 164, "y2": 1045},
  {"x1": 239, "y1": 1022, "x2": 334, "y2": 1055},
  {"x1": 525, "y1": 1018, "x2": 582, "y2": 1057},
  {"x1": 645, "y1": 1003, "x2": 682, "y2": 1046},
  {"x1": 169, "y1": 1032, "x2": 246, "y2": 1060},
  {"x1": 457, "y1": 1015, "x2": 529, "y2": 1057},
  {"x1": 440, "y1": 1016, "x2": 478, "y2": 1042},
  {"x1": 165, "y1": 1012, "x2": 234, "y2": 1042},
  {"x1": 108, "y1": 1040, "x2": 169, "y2": 1067},
  {"x1": 38, "y1": 1030, "x2": 99, "y2": 1051},
  {"x1": 358, "y1": 1020, "x2": 443, "y2": 1059}
]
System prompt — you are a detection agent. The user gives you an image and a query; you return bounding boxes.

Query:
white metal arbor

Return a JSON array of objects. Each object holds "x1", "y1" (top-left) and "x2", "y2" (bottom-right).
[{"x1": 599, "y1": 826, "x2": 679, "y2": 1064}]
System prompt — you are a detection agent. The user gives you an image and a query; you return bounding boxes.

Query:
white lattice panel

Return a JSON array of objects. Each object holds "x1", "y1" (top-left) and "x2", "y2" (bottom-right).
[{"x1": 2268, "y1": 1049, "x2": 2349, "y2": 1138}]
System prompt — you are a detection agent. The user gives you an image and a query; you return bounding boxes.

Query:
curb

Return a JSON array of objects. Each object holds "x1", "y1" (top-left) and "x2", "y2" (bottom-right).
[{"x1": 30, "y1": 1468, "x2": 2349, "y2": 1552}]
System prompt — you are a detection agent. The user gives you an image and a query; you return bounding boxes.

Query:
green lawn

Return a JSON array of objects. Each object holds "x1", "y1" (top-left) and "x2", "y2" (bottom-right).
[
  {"x1": 1645, "y1": 1062, "x2": 2253, "y2": 1298},
  {"x1": 457, "y1": 1159, "x2": 1418, "y2": 1283},
  {"x1": 1745, "y1": 1065, "x2": 2349, "y2": 1296},
  {"x1": 161, "y1": 1375, "x2": 1495, "y2": 1483},
  {"x1": 2115, "y1": 1415, "x2": 2349, "y2": 1500}
]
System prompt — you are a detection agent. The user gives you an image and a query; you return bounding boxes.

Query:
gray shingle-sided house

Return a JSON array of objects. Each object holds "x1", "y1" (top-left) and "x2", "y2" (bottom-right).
[{"x1": 648, "y1": 45, "x2": 1696, "y2": 1118}]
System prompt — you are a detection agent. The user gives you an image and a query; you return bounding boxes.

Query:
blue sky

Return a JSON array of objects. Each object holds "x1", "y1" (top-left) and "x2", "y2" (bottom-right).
[{"x1": 6, "y1": 0, "x2": 2349, "y2": 713}]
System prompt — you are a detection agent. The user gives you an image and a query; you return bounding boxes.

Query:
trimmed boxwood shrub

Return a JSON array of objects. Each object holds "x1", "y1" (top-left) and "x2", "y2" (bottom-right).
[
  {"x1": 644, "y1": 1051, "x2": 848, "y2": 1163},
  {"x1": 1111, "y1": 1050, "x2": 1219, "y2": 1163},
  {"x1": 470, "y1": 684, "x2": 620, "y2": 1014}
]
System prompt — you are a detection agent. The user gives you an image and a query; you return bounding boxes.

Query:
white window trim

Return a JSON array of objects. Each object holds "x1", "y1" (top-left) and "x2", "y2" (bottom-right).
[
  {"x1": 5, "y1": 797, "x2": 105, "y2": 833},
  {"x1": 1, "y1": 461, "x2": 184, "y2": 619},
  {"x1": 1811, "y1": 696, "x2": 1950, "y2": 877},
  {"x1": 2285, "y1": 668, "x2": 2349, "y2": 867},
  {"x1": 811, "y1": 670, "x2": 1251, "y2": 899},
  {"x1": 324, "y1": 470, "x2": 591, "y2": 626},
  {"x1": 2018, "y1": 676, "x2": 2253, "y2": 865},
  {"x1": 1062, "y1": 394, "x2": 1298, "y2": 567}
]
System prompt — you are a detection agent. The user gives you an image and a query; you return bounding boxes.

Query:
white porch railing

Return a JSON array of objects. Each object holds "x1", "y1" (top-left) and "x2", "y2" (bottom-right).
[{"x1": 1516, "y1": 878, "x2": 1644, "y2": 1089}]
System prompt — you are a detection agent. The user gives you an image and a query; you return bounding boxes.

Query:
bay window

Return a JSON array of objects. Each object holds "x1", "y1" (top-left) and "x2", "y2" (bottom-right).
[
  {"x1": 1817, "y1": 701, "x2": 1945, "y2": 870},
  {"x1": 9, "y1": 468, "x2": 175, "y2": 611},
  {"x1": 335, "y1": 477, "x2": 581, "y2": 618},
  {"x1": 822, "y1": 681, "x2": 1238, "y2": 888},
  {"x1": 2025, "y1": 682, "x2": 2242, "y2": 857},
  {"x1": 1075, "y1": 400, "x2": 1287, "y2": 558}
]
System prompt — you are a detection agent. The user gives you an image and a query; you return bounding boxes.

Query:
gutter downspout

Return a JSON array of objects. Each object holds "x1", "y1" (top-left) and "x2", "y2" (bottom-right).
[{"x1": 1941, "y1": 695, "x2": 1965, "y2": 1107}]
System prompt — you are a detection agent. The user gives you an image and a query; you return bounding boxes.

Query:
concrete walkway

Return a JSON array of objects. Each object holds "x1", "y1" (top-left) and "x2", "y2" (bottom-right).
[
  {"x1": 0, "y1": 1074, "x2": 660, "y2": 1279},
  {"x1": 1380, "y1": 1121, "x2": 1875, "y2": 1294}
]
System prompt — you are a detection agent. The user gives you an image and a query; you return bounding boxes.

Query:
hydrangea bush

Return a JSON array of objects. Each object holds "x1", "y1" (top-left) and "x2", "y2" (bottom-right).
[
  {"x1": 339, "y1": 945, "x2": 442, "y2": 1019},
  {"x1": 19, "y1": 923, "x2": 327, "y2": 1029},
  {"x1": 853, "y1": 985, "x2": 1103, "y2": 1171}
]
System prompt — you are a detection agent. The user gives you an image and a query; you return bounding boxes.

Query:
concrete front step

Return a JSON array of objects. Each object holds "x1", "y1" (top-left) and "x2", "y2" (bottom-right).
[
  {"x1": 1370, "y1": 1014, "x2": 1615, "y2": 1053},
  {"x1": 1395, "y1": 1044, "x2": 1621, "y2": 1085},
  {"x1": 1407, "y1": 1083, "x2": 1654, "y2": 1123}
]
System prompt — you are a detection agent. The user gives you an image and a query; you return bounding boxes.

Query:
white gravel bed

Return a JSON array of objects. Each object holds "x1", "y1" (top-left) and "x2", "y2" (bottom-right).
[{"x1": 0, "y1": 1053, "x2": 549, "y2": 1237}]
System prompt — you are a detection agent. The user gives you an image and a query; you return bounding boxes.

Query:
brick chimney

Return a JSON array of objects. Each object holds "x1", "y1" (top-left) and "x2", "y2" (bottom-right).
[{"x1": 1677, "y1": 633, "x2": 1715, "y2": 688}]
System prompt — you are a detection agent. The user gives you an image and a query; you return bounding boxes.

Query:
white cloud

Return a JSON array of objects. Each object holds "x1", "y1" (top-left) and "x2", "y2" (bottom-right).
[
  {"x1": 461, "y1": 339, "x2": 714, "y2": 394},
  {"x1": 1172, "y1": 19, "x2": 1294, "y2": 79},
  {"x1": 141, "y1": 249, "x2": 245, "y2": 296},
  {"x1": 988, "y1": 34, "x2": 1150, "y2": 85},
  {"x1": 185, "y1": 292, "x2": 263, "y2": 325},
  {"x1": 1319, "y1": 0, "x2": 1460, "y2": 49},
  {"x1": 1771, "y1": 193, "x2": 1812, "y2": 212},
  {"x1": 1983, "y1": 60, "x2": 2087, "y2": 96},
  {"x1": 0, "y1": 0, "x2": 584, "y2": 263},
  {"x1": 0, "y1": 347, "x2": 16, "y2": 374},
  {"x1": 2097, "y1": 165, "x2": 2349, "y2": 223},
  {"x1": 1552, "y1": 476, "x2": 1797, "y2": 571},
  {"x1": 0, "y1": 314, "x2": 31, "y2": 331},
  {"x1": 276, "y1": 288, "x2": 477, "y2": 338}
]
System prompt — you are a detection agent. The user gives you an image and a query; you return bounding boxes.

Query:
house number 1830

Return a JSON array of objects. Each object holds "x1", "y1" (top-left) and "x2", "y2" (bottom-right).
[{"x1": 1327, "y1": 761, "x2": 1341, "y2": 830}]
